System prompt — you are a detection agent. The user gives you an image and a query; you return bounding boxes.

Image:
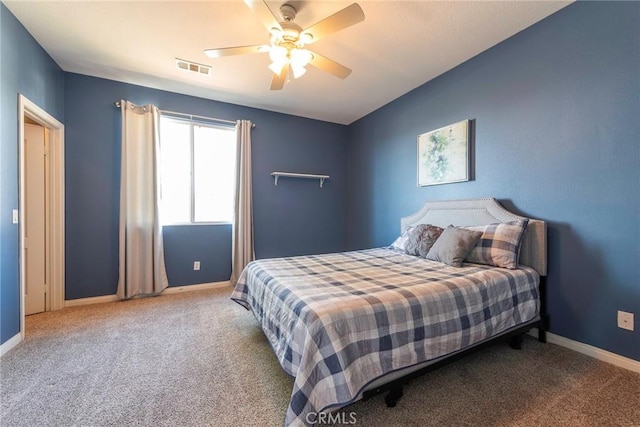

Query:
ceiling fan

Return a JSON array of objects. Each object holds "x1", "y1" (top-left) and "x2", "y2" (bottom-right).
[{"x1": 204, "y1": 0, "x2": 365, "y2": 90}]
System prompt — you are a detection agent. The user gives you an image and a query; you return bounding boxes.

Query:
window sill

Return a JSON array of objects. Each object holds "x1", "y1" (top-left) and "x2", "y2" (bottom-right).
[{"x1": 162, "y1": 222, "x2": 232, "y2": 227}]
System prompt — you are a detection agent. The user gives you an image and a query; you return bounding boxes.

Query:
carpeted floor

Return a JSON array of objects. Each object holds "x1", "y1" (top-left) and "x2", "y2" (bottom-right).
[{"x1": 1, "y1": 287, "x2": 638, "y2": 427}]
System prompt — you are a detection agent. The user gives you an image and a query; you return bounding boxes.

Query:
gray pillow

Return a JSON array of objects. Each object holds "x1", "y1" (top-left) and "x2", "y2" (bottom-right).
[{"x1": 426, "y1": 225, "x2": 483, "y2": 267}]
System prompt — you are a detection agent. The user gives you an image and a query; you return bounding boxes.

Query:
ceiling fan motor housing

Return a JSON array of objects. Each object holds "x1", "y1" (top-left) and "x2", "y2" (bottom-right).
[
  {"x1": 280, "y1": 22, "x2": 302, "y2": 43},
  {"x1": 280, "y1": 4, "x2": 297, "y2": 21}
]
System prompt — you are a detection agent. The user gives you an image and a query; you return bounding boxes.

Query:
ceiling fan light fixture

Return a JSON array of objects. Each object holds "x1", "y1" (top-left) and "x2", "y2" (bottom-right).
[
  {"x1": 268, "y1": 46, "x2": 312, "y2": 78},
  {"x1": 290, "y1": 48, "x2": 312, "y2": 68},
  {"x1": 291, "y1": 64, "x2": 307, "y2": 79},
  {"x1": 269, "y1": 45, "x2": 288, "y2": 63},
  {"x1": 269, "y1": 61, "x2": 285, "y2": 75}
]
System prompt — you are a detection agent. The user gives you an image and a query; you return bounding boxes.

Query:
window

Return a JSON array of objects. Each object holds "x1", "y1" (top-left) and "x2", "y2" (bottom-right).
[{"x1": 159, "y1": 115, "x2": 236, "y2": 224}]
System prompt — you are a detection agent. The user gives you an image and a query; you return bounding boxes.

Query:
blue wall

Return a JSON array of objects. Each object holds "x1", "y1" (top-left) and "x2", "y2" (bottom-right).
[
  {"x1": 347, "y1": 2, "x2": 639, "y2": 361},
  {"x1": 64, "y1": 73, "x2": 348, "y2": 298},
  {"x1": 0, "y1": 4, "x2": 65, "y2": 344},
  {"x1": 3, "y1": 1, "x2": 638, "y2": 362}
]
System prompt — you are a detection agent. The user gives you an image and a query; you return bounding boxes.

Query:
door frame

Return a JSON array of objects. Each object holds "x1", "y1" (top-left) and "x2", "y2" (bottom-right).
[{"x1": 18, "y1": 94, "x2": 65, "y2": 337}]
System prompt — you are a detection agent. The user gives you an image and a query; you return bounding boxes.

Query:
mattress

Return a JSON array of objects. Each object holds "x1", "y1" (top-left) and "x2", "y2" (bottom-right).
[{"x1": 231, "y1": 248, "x2": 540, "y2": 426}]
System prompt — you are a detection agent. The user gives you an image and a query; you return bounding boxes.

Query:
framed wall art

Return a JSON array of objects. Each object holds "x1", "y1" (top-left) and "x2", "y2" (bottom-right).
[{"x1": 417, "y1": 119, "x2": 471, "y2": 186}]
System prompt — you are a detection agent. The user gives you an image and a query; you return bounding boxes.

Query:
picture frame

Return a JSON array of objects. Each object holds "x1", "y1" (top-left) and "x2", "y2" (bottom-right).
[{"x1": 417, "y1": 119, "x2": 471, "y2": 187}]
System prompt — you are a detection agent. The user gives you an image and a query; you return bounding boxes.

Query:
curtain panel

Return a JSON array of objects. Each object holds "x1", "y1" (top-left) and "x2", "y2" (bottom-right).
[
  {"x1": 230, "y1": 119, "x2": 255, "y2": 285},
  {"x1": 117, "y1": 100, "x2": 168, "y2": 299}
]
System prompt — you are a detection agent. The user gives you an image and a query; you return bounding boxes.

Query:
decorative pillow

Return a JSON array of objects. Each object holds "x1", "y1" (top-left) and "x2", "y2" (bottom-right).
[
  {"x1": 463, "y1": 220, "x2": 529, "y2": 269},
  {"x1": 390, "y1": 226, "x2": 415, "y2": 252},
  {"x1": 402, "y1": 227, "x2": 421, "y2": 256},
  {"x1": 425, "y1": 225, "x2": 483, "y2": 267},
  {"x1": 415, "y1": 224, "x2": 444, "y2": 258},
  {"x1": 391, "y1": 224, "x2": 444, "y2": 256},
  {"x1": 402, "y1": 224, "x2": 427, "y2": 256}
]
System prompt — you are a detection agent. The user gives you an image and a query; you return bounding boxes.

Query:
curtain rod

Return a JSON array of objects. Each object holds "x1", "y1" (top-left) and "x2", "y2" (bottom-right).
[{"x1": 114, "y1": 101, "x2": 255, "y2": 128}]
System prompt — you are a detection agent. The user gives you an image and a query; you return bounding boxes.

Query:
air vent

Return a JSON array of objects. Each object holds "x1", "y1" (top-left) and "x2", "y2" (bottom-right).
[{"x1": 176, "y1": 58, "x2": 211, "y2": 76}]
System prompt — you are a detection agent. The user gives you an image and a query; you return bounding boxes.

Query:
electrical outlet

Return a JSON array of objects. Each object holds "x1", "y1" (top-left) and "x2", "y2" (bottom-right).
[
  {"x1": 617, "y1": 311, "x2": 634, "y2": 331},
  {"x1": 193, "y1": 261, "x2": 200, "y2": 271}
]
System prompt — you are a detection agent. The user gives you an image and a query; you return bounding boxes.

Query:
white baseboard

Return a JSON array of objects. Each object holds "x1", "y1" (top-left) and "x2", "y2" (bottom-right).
[
  {"x1": 0, "y1": 333, "x2": 23, "y2": 357},
  {"x1": 64, "y1": 294, "x2": 119, "y2": 307},
  {"x1": 63, "y1": 282, "x2": 230, "y2": 307},
  {"x1": 163, "y1": 281, "x2": 230, "y2": 294},
  {"x1": 529, "y1": 329, "x2": 640, "y2": 374}
]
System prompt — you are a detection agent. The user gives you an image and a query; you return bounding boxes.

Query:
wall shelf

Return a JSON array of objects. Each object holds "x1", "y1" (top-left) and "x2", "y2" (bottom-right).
[{"x1": 271, "y1": 172, "x2": 330, "y2": 188}]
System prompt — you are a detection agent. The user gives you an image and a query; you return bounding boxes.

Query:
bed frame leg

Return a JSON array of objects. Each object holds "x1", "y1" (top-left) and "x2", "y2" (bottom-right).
[
  {"x1": 538, "y1": 276, "x2": 549, "y2": 344},
  {"x1": 538, "y1": 323, "x2": 548, "y2": 343},
  {"x1": 384, "y1": 386, "x2": 403, "y2": 408},
  {"x1": 509, "y1": 334, "x2": 524, "y2": 350}
]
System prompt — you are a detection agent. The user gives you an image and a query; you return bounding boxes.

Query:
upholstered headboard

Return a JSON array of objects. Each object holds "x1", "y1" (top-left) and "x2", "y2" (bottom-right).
[{"x1": 400, "y1": 198, "x2": 547, "y2": 276}]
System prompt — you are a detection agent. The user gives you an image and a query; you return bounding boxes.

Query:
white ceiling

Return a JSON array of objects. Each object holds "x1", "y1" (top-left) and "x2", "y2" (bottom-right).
[{"x1": 5, "y1": 0, "x2": 571, "y2": 125}]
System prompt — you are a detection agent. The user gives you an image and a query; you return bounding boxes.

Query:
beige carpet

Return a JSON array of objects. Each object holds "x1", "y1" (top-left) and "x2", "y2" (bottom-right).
[{"x1": 1, "y1": 287, "x2": 638, "y2": 426}]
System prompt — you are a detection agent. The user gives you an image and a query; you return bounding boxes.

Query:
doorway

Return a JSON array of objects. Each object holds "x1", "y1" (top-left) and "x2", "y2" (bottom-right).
[
  {"x1": 24, "y1": 121, "x2": 49, "y2": 315},
  {"x1": 18, "y1": 95, "x2": 65, "y2": 337}
]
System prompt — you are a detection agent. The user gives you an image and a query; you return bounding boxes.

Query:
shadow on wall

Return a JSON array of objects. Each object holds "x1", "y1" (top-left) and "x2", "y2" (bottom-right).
[
  {"x1": 547, "y1": 222, "x2": 609, "y2": 343},
  {"x1": 501, "y1": 198, "x2": 611, "y2": 348}
]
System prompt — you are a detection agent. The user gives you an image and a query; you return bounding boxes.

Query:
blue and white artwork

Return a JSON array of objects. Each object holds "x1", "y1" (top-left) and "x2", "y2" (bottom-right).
[{"x1": 418, "y1": 119, "x2": 470, "y2": 186}]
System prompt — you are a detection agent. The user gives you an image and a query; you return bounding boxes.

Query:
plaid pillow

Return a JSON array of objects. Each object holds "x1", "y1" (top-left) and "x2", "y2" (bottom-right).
[{"x1": 464, "y1": 220, "x2": 529, "y2": 269}]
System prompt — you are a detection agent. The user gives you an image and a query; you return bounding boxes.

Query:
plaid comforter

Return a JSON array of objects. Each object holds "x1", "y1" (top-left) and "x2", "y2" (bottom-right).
[{"x1": 231, "y1": 248, "x2": 540, "y2": 426}]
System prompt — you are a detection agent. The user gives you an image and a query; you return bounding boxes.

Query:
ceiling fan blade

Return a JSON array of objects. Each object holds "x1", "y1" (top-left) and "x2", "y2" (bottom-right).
[
  {"x1": 270, "y1": 64, "x2": 287, "y2": 90},
  {"x1": 204, "y1": 45, "x2": 268, "y2": 58},
  {"x1": 301, "y1": 3, "x2": 364, "y2": 44},
  {"x1": 244, "y1": 0, "x2": 283, "y2": 34},
  {"x1": 308, "y1": 52, "x2": 352, "y2": 79}
]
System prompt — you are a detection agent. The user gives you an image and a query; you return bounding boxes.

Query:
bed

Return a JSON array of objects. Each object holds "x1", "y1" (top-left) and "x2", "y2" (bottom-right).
[{"x1": 231, "y1": 198, "x2": 548, "y2": 426}]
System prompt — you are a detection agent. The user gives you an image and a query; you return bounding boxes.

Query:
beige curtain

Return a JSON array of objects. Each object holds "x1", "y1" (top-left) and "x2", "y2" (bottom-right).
[
  {"x1": 117, "y1": 100, "x2": 168, "y2": 299},
  {"x1": 230, "y1": 120, "x2": 255, "y2": 285}
]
